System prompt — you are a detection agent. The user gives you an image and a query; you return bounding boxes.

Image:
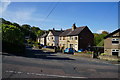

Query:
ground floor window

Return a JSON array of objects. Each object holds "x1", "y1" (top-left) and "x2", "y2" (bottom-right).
[{"x1": 112, "y1": 49, "x2": 119, "y2": 56}]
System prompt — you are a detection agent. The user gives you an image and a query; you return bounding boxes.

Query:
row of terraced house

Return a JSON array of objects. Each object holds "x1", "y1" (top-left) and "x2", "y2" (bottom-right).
[
  {"x1": 38, "y1": 23, "x2": 94, "y2": 51},
  {"x1": 37, "y1": 23, "x2": 120, "y2": 57}
]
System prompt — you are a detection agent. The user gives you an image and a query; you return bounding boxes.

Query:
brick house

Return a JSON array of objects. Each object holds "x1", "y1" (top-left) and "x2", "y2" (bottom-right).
[
  {"x1": 59, "y1": 23, "x2": 94, "y2": 51},
  {"x1": 46, "y1": 28, "x2": 63, "y2": 47},
  {"x1": 104, "y1": 28, "x2": 120, "y2": 57}
]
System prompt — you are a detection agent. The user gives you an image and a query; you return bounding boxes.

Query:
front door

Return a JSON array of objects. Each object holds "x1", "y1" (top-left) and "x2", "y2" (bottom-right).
[{"x1": 70, "y1": 44, "x2": 73, "y2": 48}]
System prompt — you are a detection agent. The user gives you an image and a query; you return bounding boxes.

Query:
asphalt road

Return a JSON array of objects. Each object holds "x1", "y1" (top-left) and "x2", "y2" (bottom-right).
[{"x1": 2, "y1": 47, "x2": 120, "y2": 78}]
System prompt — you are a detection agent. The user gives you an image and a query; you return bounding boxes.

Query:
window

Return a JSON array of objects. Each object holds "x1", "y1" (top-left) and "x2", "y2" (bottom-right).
[
  {"x1": 112, "y1": 49, "x2": 119, "y2": 56},
  {"x1": 52, "y1": 37, "x2": 54, "y2": 40},
  {"x1": 63, "y1": 37, "x2": 65, "y2": 40},
  {"x1": 112, "y1": 38, "x2": 119, "y2": 44},
  {"x1": 75, "y1": 37, "x2": 77, "y2": 40},
  {"x1": 60, "y1": 37, "x2": 61, "y2": 40},
  {"x1": 70, "y1": 36, "x2": 73, "y2": 40}
]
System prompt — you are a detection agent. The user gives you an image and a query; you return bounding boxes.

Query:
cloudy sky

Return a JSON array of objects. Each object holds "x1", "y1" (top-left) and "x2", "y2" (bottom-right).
[{"x1": 0, "y1": 1, "x2": 118, "y2": 33}]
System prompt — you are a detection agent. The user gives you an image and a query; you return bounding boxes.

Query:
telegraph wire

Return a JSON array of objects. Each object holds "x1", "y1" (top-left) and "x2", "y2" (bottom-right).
[{"x1": 41, "y1": 1, "x2": 60, "y2": 26}]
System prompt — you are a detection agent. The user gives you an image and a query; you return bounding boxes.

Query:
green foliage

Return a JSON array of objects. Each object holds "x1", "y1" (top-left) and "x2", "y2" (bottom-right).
[
  {"x1": 1, "y1": 18, "x2": 25, "y2": 54},
  {"x1": 1, "y1": 18, "x2": 45, "y2": 54},
  {"x1": 87, "y1": 51, "x2": 93, "y2": 54},
  {"x1": 97, "y1": 39, "x2": 104, "y2": 46},
  {"x1": 2, "y1": 24, "x2": 24, "y2": 44},
  {"x1": 37, "y1": 30, "x2": 45, "y2": 37},
  {"x1": 102, "y1": 31, "x2": 109, "y2": 34},
  {"x1": 100, "y1": 53, "x2": 108, "y2": 56},
  {"x1": 94, "y1": 33, "x2": 107, "y2": 46}
]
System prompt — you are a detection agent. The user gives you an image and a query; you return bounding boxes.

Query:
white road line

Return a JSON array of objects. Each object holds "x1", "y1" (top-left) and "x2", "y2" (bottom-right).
[{"x1": 5, "y1": 70, "x2": 86, "y2": 78}]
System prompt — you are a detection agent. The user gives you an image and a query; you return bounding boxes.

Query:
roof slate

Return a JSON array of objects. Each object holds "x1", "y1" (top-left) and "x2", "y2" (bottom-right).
[
  {"x1": 60, "y1": 26, "x2": 86, "y2": 36},
  {"x1": 40, "y1": 33, "x2": 48, "y2": 38},
  {"x1": 104, "y1": 28, "x2": 120, "y2": 39},
  {"x1": 50, "y1": 30, "x2": 63, "y2": 36}
]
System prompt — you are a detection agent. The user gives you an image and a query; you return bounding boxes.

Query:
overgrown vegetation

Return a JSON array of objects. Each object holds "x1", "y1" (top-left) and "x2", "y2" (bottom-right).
[
  {"x1": 94, "y1": 32, "x2": 108, "y2": 46},
  {"x1": 1, "y1": 18, "x2": 44, "y2": 55}
]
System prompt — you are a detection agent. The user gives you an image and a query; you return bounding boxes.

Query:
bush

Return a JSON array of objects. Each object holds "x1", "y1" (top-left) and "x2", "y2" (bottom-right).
[
  {"x1": 77, "y1": 52, "x2": 85, "y2": 54},
  {"x1": 100, "y1": 53, "x2": 108, "y2": 56},
  {"x1": 87, "y1": 51, "x2": 93, "y2": 54},
  {"x1": 2, "y1": 40, "x2": 25, "y2": 55}
]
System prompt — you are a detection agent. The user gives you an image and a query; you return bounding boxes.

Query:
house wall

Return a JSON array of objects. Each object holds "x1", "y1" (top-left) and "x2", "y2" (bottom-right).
[
  {"x1": 78, "y1": 27, "x2": 94, "y2": 50},
  {"x1": 46, "y1": 31, "x2": 59, "y2": 47},
  {"x1": 59, "y1": 27, "x2": 94, "y2": 51},
  {"x1": 104, "y1": 31, "x2": 120, "y2": 56},
  {"x1": 54, "y1": 36, "x2": 59, "y2": 47},
  {"x1": 59, "y1": 36, "x2": 68, "y2": 49},
  {"x1": 40, "y1": 38, "x2": 45, "y2": 45},
  {"x1": 67, "y1": 36, "x2": 79, "y2": 51},
  {"x1": 37, "y1": 38, "x2": 40, "y2": 43}
]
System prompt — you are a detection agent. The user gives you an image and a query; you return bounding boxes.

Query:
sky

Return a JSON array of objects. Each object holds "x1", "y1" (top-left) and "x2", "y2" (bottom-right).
[{"x1": 0, "y1": 2, "x2": 118, "y2": 33}]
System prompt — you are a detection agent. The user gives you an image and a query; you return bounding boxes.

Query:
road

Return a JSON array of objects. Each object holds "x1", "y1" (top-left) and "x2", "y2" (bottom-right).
[{"x1": 2, "y1": 47, "x2": 119, "y2": 78}]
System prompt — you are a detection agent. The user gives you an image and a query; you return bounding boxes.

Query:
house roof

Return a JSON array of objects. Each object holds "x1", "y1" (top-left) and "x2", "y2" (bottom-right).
[
  {"x1": 59, "y1": 26, "x2": 87, "y2": 36},
  {"x1": 40, "y1": 33, "x2": 48, "y2": 38},
  {"x1": 104, "y1": 28, "x2": 120, "y2": 39},
  {"x1": 49, "y1": 30, "x2": 63, "y2": 36}
]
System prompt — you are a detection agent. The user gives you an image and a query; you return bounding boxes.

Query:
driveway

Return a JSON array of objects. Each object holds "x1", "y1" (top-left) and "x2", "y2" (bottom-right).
[{"x1": 2, "y1": 47, "x2": 119, "y2": 78}]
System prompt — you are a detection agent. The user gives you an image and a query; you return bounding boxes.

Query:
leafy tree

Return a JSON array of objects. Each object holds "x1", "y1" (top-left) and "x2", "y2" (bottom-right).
[
  {"x1": 2, "y1": 24, "x2": 24, "y2": 44},
  {"x1": 21, "y1": 24, "x2": 31, "y2": 30},
  {"x1": 13, "y1": 23, "x2": 21, "y2": 30},
  {"x1": 94, "y1": 33, "x2": 107, "y2": 46},
  {"x1": 31, "y1": 26, "x2": 40, "y2": 32},
  {"x1": 102, "y1": 31, "x2": 109, "y2": 34},
  {"x1": 37, "y1": 30, "x2": 45, "y2": 37},
  {"x1": 21, "y1": 24, "x2": 31, "y2": 36}
]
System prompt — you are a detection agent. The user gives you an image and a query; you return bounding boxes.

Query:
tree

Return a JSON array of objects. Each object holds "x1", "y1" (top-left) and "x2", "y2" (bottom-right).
[
  {"x1": 2, "y1": 24, "x2": 24, "y2": 44},
  {"x1": 21, "y1": 24, "x2": 31, "y2": 30},
  {"x1": 102, "y1": 31, "x2": 109, "y2": 34},
  {"x1": 13, "y1": 23, "x2": 21, "y2": 29},
  {"x1": 94, "y1": 33, "x2": 107, "y2": 46},
  {"x1": 37, "y1": 30, "x2": 44, "y2": 37},
  {"x1": 21, "y1": 24, "x2": 31, "y2": 36}
]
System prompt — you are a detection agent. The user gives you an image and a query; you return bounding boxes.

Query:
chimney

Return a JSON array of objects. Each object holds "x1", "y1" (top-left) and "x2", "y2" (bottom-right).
[
  {"x1": 72, "y1": 23, "x2": 76, "y2": 31},
  {"x1": 53, "y1": 28, "x2": 55, "y2": 30},
  {"x1": 61, "y1": 28, "x2": 63, "y2": 31}
]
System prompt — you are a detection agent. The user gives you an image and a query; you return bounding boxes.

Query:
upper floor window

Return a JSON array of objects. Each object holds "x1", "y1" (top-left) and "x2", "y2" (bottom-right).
[
  {"x1": 48, "y1": 37, "x2": 49, "y2": 40},
  {"x1": 112, "y1": 38, "x2": 119, "y2": 44},
  {"x1": 75, "y1": 37, "x2": 77, "y2": 40},
  {"x1": 63, "y1": 37, "x2": 65, "y2": 40},
  {"x1": 52, "y1": 37, "x2": 54, "y2": 40},
  {"x1": 70, "y1": 36, "x2": 73, "y2": 40},
  {"x1": 60, "y1": 37, "x2": 61, "y2": 40}
]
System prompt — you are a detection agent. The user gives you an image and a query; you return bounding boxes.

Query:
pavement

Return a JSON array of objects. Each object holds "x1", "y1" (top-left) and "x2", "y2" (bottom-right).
[{"x1": 2, "y1": 47, "x2": 120, "y2": 78}]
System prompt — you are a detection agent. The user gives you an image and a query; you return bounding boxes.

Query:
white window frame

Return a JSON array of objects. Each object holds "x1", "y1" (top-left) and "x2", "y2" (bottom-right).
[
  {"x1": 111, "y1": 49, "x2": 119, "y2": 56},
  {"x1": 75, "y1": 37, "x2": 77, "y2": 40},
  {"x1": 112, "y1": 38, "x2": 119, "y2": 45}
]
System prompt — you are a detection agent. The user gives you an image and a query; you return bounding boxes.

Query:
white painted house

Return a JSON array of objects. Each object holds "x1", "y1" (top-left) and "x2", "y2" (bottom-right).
[{"x1": 46, "y1": 28, "x2": 63, "y2": 47}]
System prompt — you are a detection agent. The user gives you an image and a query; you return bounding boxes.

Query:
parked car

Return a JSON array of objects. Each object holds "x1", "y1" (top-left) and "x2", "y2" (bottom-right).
[
  {"x1": 64, "y1": 48, "x2": 75, "y2": 54},
  {"x1": 78, "y1": 49, "x2": 85, "y2": 52},
  {"x1": 39, "y1": 44, "x2": 44, "y2": 47},
  {"x1": 43, "y1": 46, "x2": 56, "y2": 49}
]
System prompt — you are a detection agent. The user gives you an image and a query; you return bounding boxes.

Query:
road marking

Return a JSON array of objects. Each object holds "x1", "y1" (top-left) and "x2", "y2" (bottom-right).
[{"x1": 5, "y1": 70, "x2": 86, "y2": 78}]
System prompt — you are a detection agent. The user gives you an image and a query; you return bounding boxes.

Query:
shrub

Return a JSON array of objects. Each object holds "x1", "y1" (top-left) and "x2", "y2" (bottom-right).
[
  {"x1": 100, "y1": 53, "x2": 108, "y2": 56},
  {"x1": 87, "y1": 51, "x2": 93, "y2": 54},
  {"x1": 2, "y1": 40, "x2": 25, "y2": 55}
]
